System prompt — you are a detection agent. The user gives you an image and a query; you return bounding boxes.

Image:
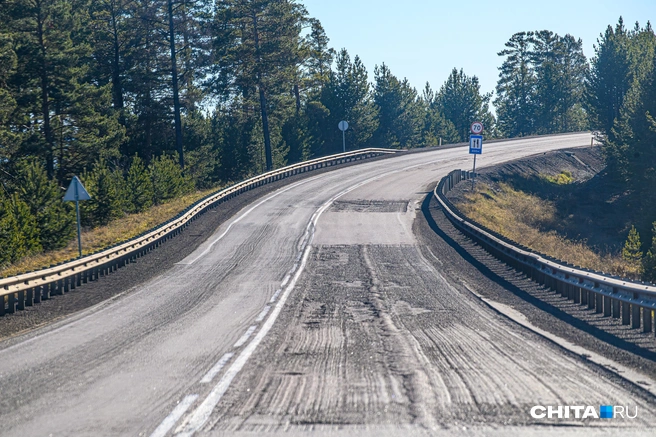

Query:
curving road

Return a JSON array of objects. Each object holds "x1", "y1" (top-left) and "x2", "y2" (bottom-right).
[{"x1": 1, "y1": 133, "x2": 654, "y2": 436}]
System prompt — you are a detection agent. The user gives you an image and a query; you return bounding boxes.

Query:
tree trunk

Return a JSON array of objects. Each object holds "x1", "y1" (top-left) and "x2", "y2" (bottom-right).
[
  {"x1": 252, "y1": 10, "x2": 272, "y2": 172},
  {"x1": 168, "y1": 0, "x2": 184, "y2": 169},
  {"x1": 294, "y1": 83, "x2": 301, "y2": 115},
  {"x1": 36, "y1": 0, "x2": 54, "y2": 180},
  {"x1": 110, "y1": 2, "x2": 125, "y2": 125}
]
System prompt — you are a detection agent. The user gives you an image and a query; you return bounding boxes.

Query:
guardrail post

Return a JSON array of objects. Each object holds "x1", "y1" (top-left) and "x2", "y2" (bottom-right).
[
  {"x1": 17, "y1": 290, "x2": 25, "y2": 311},
  {"x1": 581, "y1": 287, "x2": 588, "y2": 305},
  {"x1": 612, "y1": 299, "x2": 620, "y2": 318},
  {"x1": 587, "y1": 290, "x2": 595, "y2": 309},
  {"x1": 622, "y1": 302, "x2": 631, "y2": 325},
  {"x1": 632, "y1": 304, "x2": 641, "y2": 329},
  {"x1": 603, "y1": 296, "x2": 611, "y2": 317},
  {"x1": 41, "y1": 283, "x2": 50, "y2": 300},
  {"x1": 595, "y1": 293, "x2": 603, "y2": 314},
  {"x1": 573, "y1": 285, "x2": 581, "y2": 303},
  {"x1": 0, "y1": 296, "x2": 5, "y2": 316},
  {"x1": 26, "y1": 288, "x2": 34, "y2": 306},
  {"x1": 7, "y1": 293, "x2": 16, "y2": 313},
  {"x1": 34, "y1": 286, "x2": 42, "y2": 303},
  {"x1": 643, "y1": 308, "x2": 652, "y2": 333}
]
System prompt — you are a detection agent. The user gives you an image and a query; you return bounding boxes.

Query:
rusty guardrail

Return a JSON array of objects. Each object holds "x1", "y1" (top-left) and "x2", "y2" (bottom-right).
[
  {"x1": 435, "y1": 169, "x2": 656, "y2": 336},
  {"x1": 0, "y1": 148, "x2": 398, "y2": 316}
]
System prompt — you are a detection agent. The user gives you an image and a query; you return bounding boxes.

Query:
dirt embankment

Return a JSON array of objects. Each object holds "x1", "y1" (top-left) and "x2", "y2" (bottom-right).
[{"x1": 446, "y1": 146, "x2": 645, "y2": 277}]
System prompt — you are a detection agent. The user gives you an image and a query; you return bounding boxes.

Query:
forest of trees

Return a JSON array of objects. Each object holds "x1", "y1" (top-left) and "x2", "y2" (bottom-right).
[{"x1": 0, "y1": 1, "x2": 653, "y2": 275}]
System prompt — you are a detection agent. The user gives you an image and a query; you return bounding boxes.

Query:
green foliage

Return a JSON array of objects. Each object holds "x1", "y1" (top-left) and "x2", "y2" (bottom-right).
[
  {"x1": 150, "y1": 154, "x2": 191, "y2": 205},
  {"x1": 125, "y1": 156, "x2": 153, "y2": 213},
  {"x1": 311, "y1": 49, "x2": 378, "y2": 155},
  {"x1": 0, "y1": 193, "x2": 41, "y2": 267},
  {"x1": 420, "y1": 83, "x2": 459, "y2": 146},
  {"x1": 622, "y1": 225, "x2": 643, "y2": 272},
  {"x1": 437, "y1": 68, "x2": 495, "y2": 142},
  {"x1": 495, "y1": 30, "x2": 588, "y2": 138},
  {"x1": 543, "y1": 171, "x2": 575, "y2": 185},
  {"x1": 81, "y1": 160, "x2": 124, "y2": 226},
  {"x1": 372, "y1": 64, "x2": 423, "y2": 149},
  {"x1": 14, "y1": 160, "x2": 75, "y2": 250},
  {"x1": 643, "y1": 222, "x2": 656, "y2": 283}
]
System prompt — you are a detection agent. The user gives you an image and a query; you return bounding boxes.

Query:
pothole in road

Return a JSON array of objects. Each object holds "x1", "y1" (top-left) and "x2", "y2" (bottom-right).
[{"x1": 331, "y1": 200, "x2": 408, "y2": 213}]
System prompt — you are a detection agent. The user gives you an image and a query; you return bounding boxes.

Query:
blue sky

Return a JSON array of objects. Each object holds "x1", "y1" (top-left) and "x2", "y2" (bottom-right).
[{"x1": 302, "y1": 0, "x2": 654, "y2": 99}]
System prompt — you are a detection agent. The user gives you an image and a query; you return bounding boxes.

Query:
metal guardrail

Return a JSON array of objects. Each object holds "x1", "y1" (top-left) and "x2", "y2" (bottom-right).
[
  {"x1": 0, "y1": 148, "x2": 398, "y2": 316},
  {"x1": 435, "y1": 169, "x2": 656, "y2": 336}
]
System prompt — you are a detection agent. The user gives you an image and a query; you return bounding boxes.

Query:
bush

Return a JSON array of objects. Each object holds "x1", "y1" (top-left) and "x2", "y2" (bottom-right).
[
  {"x1": 0, "y1": 193, "x2": 40, "y2": 267},
  {"x1": 150, "y1": 154, "x2": 191, "y2": 205},
  {"x1": 126, "y1": 155, "x2": 153, "y2": 213},
  {"x1": 14, "y1": 160, "x2": 75, "y2": 250},
  {"x1": 622, "y1": 225, "x2": 643, "y2": 276},
  {"x1": 643, "y1": 222, "x2": 656, "y2": 283},
  {"x1": 81, "y1": 160, "x2": 124, "y2": 226}
]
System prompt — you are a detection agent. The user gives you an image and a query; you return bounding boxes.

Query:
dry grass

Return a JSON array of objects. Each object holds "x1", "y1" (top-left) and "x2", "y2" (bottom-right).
[
  {"x1": 456, "y1": 183, "x2": 638, "y2": 279},
  {"x1": 0, "y1": 187, "x2": 219, "y2": 278}
]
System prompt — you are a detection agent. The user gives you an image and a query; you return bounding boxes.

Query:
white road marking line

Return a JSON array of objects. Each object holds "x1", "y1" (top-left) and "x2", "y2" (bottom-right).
[
  {"x1": 233, "y1": 326, "x2": 257, "y2": 348},
  {"x1": 150, "y1": 394, "x2": 198, "y2": 437},
  {"x1": 199, "y1": 353, "x2": 234, "y2": 384},
  {"x1": 255, "y1": 306, "x2": 270, "y2": 322},
  {"x1": 181, "y1": 175, "x2": 324, "y2": 265},
  {"x1": 269, "y1": 288, "x2": 282, "y2": 303}
]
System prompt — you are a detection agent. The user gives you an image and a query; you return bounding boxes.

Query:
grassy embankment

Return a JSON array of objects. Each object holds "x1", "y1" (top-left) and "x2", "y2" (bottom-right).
[
  {"x1": 0, "y1": 188, "x2": 218, "y2": 278},
  {"x1": 455, "y1": 172, "x2": 638, "y2": 279}
]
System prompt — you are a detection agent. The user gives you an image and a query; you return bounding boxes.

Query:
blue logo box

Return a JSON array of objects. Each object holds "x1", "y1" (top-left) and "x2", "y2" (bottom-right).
[{"x1": 600, "y1": 405, "x2": 614, "y2": 419}]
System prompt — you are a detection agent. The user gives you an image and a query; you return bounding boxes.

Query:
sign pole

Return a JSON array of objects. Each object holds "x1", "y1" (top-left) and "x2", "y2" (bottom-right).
[
  {"x1": 468, "y1": 121, "x2": 484, "y2": 190},
  {"x1": 74, "y1": 182, "x2": 82, "y2": 257},
  {"x1": 75, "y1": 200, "x2": 82, "y2": 257},
  {"x1": 472, "y1": 154, "x2": 477, "y2": 190},
  {"x1": 63, "y1": 176, "x2": 91, "y2": 258},
  {"x1": 338, "y1": 121, "x2": 349, "y2": 153}
]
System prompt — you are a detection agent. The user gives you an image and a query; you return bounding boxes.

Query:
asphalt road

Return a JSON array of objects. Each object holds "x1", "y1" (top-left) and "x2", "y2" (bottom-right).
[{"x1": 1, "y1": 133, "x2": 653, "y2": 436}]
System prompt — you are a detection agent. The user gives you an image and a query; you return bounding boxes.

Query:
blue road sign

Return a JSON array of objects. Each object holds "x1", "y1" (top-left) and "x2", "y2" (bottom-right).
[{"x1": 469, "y1": 135, "x2": 483, "y2": 155}]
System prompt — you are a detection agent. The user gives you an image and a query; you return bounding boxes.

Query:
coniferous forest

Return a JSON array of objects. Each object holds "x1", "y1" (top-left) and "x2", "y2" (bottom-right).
[{"x1": 0, "y1": 1, "x2": 654, "y2": 272}]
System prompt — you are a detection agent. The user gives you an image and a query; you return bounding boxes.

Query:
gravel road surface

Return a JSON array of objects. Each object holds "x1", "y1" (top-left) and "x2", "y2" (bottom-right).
[{"x1": 1, "y1": 133, "x2": 653, "y2": 436}]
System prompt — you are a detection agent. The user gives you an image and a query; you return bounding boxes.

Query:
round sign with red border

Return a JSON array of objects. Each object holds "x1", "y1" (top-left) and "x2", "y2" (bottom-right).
[{"x1": 471, "y1": 121, "x2": 484, "y2": 135}]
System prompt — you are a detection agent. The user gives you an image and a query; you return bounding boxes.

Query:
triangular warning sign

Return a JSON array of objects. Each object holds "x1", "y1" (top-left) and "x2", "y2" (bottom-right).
[{"x1": 63, "y1": 176, "x2": 91, "y2": 201}]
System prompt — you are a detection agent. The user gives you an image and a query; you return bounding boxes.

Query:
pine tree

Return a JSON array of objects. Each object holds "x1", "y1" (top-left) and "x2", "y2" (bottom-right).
[
  {"x1": 6, "y1": 0, "x2": 125, "y2": 184},
  {"x1": 436, "y1": 68, "x2": 494, "y2": 142},
  {"x1": 150, "y1": 154, "x2": 190, "y2": 205},
  {"x1": 125, "y1": 155, "x2": 153, "y2": 213},
  {"x1": 599, "y1": 21, "x2": 656, "y2": 186},
  {"x1": 0, "y1": 32, "x2": 20, "y2": 167},
  {"x1": 643, "y1": 222, "x2": 656, "y2": 283},
  {"x1": 495, "y1": 32, "x2": 538, "y2": 137},
  {"x1": 622, "y1": 225, "x2": 643, "y2": 275},
  {"x1": 0, "y1": 193, "x2": 40, "y2": 266},
  {"x1": 212, "y1": 0, "x2": 307, "y2": 171},
  {"x1": 314, "y1": 49, "x2": 378, "y2": 155},
  {"x1": 587, "y1": 18, "x2": 634, "y2": 136},
  {"x1": 14, "y1": 160, "x2": 75, "y2": 250},
  {"x1": 420, "y1": 83, "x2": 459, "y2": 146},
  {"x1": 372, "y1": 64, "x2": 422, "y2": 149},
  {"x1": 81, "y1": 160, "x2": 124, "y2": 226}
]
